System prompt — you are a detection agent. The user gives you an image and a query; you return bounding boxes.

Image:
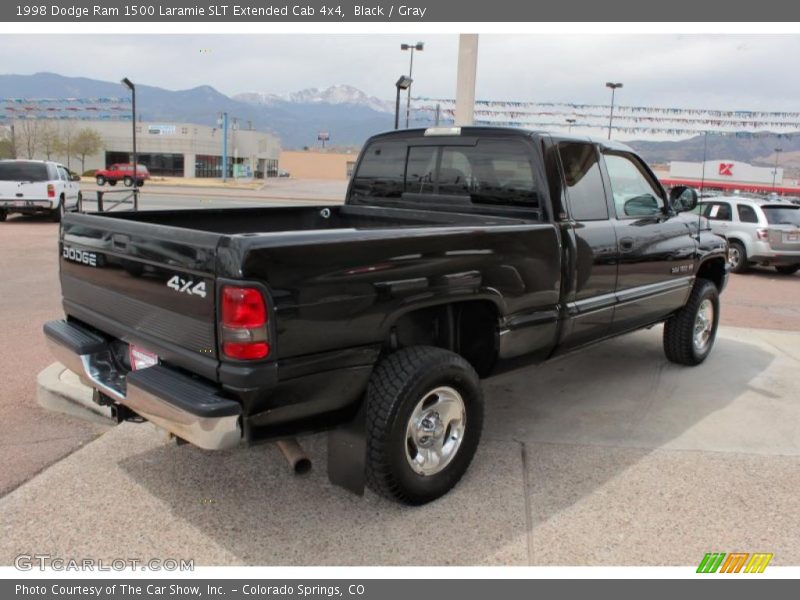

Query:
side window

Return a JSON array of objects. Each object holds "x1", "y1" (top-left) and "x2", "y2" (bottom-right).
[
  {"x1": 57, "y1": 166, "x2": 69, "y2": 181},
  {"x1": 704, "y1": 202, "x2": 732, "y2": 221},
  {"x1": 737, "y1": 204, "x2": 759, "y2": 223},
  {"x1": 557, "y1": 142, "x2": 608, "y2": 221},
  {"x1": 405, "y1": 146, "x2": 437, "y2": 194},
  {"x1": 350, "y1": 141, "x2": 407, "y2": 199},
  {"x1": 604, "y1": 153, "x2": 664, "y2": 218}
]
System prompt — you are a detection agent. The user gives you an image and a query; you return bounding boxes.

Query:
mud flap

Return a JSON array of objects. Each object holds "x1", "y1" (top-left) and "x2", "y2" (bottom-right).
[{"x1": 327, "y1": 401, "x2": 366, "y2": 495}]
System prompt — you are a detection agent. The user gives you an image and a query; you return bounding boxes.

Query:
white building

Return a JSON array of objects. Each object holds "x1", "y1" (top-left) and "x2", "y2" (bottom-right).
[{"x1": 10, "y1": 119, "x2": 281, "y2": 179}]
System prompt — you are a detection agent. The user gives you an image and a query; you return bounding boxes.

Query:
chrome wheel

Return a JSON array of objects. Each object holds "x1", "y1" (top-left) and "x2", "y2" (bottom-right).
[
  {"x1": 728, "y1": 247, "x2": 741, "y2": 269},
  {"x1": 405, "y1": 386, "x2": 466, "y2": 476},
  {"x1": 693, "y1": 299, "x2": 714, "y2": 352}
]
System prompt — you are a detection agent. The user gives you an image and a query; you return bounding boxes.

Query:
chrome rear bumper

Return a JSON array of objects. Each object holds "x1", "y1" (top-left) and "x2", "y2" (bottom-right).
[{"x1": 43, "y1": 320, "x2": 242, "y2": 450}]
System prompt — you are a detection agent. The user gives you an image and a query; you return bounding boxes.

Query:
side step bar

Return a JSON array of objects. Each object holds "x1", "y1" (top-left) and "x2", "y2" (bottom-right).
[{"x1": 43, "y1": 320, "x2": 242, "y2": 450}]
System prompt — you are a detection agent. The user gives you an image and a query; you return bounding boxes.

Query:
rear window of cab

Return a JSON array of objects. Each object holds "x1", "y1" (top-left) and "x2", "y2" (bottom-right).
[{"x1": 351, "y1": 138, "x2": 540, "y2": 209}]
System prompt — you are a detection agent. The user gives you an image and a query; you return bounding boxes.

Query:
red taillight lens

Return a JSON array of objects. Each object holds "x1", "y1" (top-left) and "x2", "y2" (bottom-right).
[
  {"x1": 220, "y1": 286, "x2": 269, "y2": 360},
  {"x1": 222, "y1": 286, "x2": 266, "y2": 328},
  {"x1": 222, "y1": 341, "x2": 269, "y2": 360},
  {"x1": 47, "y1": 184, "x2": 55, "y2": 198}
]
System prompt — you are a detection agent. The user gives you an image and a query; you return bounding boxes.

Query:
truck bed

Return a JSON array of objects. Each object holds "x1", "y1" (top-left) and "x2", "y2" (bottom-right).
[{"x1": 103, "y1": 204, "x2": 529, "y2": 234}]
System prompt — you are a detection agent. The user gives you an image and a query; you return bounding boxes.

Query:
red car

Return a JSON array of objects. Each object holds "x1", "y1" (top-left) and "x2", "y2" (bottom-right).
[{"x1": 95, "y1": 163, "x2": 150, "y2": 187}]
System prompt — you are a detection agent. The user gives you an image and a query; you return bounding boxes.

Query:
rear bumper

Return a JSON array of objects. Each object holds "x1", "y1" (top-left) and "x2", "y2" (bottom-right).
[
  {"x1": 0, "y1": 199, "x2": 53, "y2": 213},
  {"x1": 43, "y1": 319, "x2": 242, "y2": 450},
  {"x1": 750, "y1": 249, "x2": 800, "y2": 266}
]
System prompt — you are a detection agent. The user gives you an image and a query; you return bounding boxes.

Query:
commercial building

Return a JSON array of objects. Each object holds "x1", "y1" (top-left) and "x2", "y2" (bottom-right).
[
  {"x1": 279, "y1": 149, "x2": 359, "y2": 180},
  {"x1": 11, "y1": 119, "x2": 281, "y2": 179},
  {"x1": 659, "y1": 159, "x2": 800, "y2": 195}
]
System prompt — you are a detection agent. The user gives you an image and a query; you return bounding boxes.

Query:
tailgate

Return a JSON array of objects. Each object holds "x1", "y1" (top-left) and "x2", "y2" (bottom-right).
[{"x1": 59, "y1": 213, "x2": 223, "y2": 379}]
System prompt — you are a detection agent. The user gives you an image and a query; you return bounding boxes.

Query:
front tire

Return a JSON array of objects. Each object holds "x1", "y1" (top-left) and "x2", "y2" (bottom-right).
[
  {"x1": 775, "y1": 265, "x2": 800, "y2": 275},
  {"x1": 365, "y1": 346, "x2": 484, "y2": 505},
  {"x1": 663, "y1": 279, "x2": 720, "y2": 366},
  {"x1": 728, "y1": 240, "x2": 748, "y2": 273}
]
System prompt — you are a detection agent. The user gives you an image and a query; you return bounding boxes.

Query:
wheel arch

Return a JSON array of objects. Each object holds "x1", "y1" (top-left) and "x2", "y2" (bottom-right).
[{"x1": 382, "y1": 297, "x2": 502, "y2": 378}]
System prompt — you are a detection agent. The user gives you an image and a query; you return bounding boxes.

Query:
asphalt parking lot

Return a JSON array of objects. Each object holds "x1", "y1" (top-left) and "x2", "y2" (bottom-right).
[{"x1": 1, "y1": 183, "x2": 798, "y2": 565}]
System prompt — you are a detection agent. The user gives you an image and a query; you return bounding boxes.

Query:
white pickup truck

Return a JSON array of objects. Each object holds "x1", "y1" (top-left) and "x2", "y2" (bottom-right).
[{"x1": 0, "y1": 159, "x2": 81, "y2": 222}]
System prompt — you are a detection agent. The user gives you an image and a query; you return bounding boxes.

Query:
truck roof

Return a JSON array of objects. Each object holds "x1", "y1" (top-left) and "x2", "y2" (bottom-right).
[{"x1": 367, "y1": 126, "x2": 634, "y2": 153}]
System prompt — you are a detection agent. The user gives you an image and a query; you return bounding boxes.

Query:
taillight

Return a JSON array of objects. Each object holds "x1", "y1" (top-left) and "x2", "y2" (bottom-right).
[
  {"x1": 220, "y1": 285, "x2": 269, "y2": 360},
  {"x1": 47, "y1": 184, "x2": 55, "y2": 198},
  {"x1": 756, "y1": 229, "x2": 769, "y2": 241}
]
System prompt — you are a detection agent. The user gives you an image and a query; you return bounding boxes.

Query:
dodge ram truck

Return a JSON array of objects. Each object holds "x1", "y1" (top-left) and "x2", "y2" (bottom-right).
[{"x1": 44, "y1": 127, "x2": 728, "y2": 504}]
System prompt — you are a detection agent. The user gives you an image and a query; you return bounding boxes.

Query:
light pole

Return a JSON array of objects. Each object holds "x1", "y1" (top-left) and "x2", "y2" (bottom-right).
[
  {"x1": 120, "y1": 77, "x2": 138, "y2": 209},
  {"x1": 772, "y1": 147, "x2": 783, "y2": 189},
  {"x1": 401, "y1": 41, "x2": 424, "y2": 128},
  {"x1": 605, "y1": 82, "x2": 623, "y2": 140},
  {"x1": 566, "y1": 117, "x2": 576, "y2": 133},
  {"x1": 394, "y1": 76, "x2": 413, "y2": 130}
]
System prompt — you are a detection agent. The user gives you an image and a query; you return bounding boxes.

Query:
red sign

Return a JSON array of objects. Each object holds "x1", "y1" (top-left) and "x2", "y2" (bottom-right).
[{"x1": 719, "y1": 163, "x2": 734, "y2": 176}]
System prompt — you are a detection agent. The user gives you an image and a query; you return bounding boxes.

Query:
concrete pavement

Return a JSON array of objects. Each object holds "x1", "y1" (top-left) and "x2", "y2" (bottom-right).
[{"x1": 3, "y1": 325, "x2": 799, "y2": 565}]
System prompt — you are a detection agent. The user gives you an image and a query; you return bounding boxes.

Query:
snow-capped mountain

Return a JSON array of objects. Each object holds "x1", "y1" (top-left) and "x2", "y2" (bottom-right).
[{"x1": 234, "y1": 85, "x2": 394, "y2": 114}]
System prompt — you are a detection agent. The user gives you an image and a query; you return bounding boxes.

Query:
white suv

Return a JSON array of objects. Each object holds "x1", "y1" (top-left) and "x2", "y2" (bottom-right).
[
  {"x1": 0, "y1": 159, "x2": 81, "y2": 222},
  {"x1": 697, "y1": 196, "x2": 800, "y2": 275}
]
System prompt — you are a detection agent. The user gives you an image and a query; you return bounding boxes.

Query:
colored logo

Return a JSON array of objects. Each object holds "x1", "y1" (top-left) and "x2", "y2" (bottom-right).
[
  {"x1": 718, "y1": 163, "x2": 734, "y2": 176},
  {"x1": 697, "y1": 552, "x2": 773, "y2": 573}
]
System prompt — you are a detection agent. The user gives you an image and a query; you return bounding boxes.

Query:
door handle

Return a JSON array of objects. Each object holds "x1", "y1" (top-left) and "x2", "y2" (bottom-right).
[{"x1": 619, "y1": 237, "x2": 634, "y2": 252}]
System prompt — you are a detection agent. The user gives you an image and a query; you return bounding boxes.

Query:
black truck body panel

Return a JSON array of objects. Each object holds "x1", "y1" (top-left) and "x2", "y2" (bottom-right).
[{"x1": 49, "y1": 127, "x2": 729, "y2": 444}]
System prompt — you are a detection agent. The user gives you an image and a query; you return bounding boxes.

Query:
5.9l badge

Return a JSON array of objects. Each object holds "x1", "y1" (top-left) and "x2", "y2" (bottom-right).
[{"x1": 167, "y1": 275, "x2": 207, "y2": 298}]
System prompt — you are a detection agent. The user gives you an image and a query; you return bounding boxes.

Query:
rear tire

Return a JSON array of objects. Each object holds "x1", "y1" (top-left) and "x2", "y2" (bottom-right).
[
  {"x1": 728, "y1": 240, "x2": 748, "y2": 273},
  {"x1": 365, "y1": 346, "x2": 484, "y2": 505},
  {"x1": 51, "y1": 199, "x2": 64, "y2": 223},
  {"x1": 136, "y1": 179, "x2": 145, "y2": 187},
  {"x1": 775, "y1": 265, "x2": 800, "y2": 275},
  {"x1": 95, "y1": 175, "x2": 105, "y2": 186},
  {"x1": 0, "y1": 210, "x2": 7, "y2": 222},
  {"x1": 663, "y1": 279, "x2": 720, "y2": 366},
  {"x1": 123, "y1": 176, "x2": 134, "y2": 187}
]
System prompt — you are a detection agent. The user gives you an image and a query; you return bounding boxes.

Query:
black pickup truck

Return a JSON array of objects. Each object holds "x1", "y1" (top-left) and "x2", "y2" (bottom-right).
[{"x1": 44, "y1": 127, "x2": 728, "y2": 504}]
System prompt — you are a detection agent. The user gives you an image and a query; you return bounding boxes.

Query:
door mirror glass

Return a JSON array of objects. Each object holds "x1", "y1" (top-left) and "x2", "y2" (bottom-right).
[
  {"x1": 669, "y1": 186, "x2": 698, "y2": 212},
  {"x1": 624, "y1": 195, "x2": 661, "y2": 217},
  {"x1": 70, "y1": 172, "x2": 81, "y2": 182}
]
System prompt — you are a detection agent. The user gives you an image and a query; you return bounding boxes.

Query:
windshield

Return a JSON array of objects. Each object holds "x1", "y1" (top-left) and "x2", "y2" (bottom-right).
[
  {"x1": 762, "y1": 206, "x2": 800, "y2": 226},
  {"x1": 0, "y1": 162, "x2": 49, "y2": 182}
]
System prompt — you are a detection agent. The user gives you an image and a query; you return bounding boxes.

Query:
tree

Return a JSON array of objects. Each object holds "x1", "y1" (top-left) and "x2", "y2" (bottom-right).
[
  {"x1": 39, "y1": 122, "x2": 62, "y2": 160},
  {"x1": 56, "y1": 121, "x2": 76, "y2": 169},
  {"x1": 0, "y1": 126, "x2": 14, "y2": 159},
  {"x1": 15, "y1": 119, "x2": 42, "y2": 159},
  {"x1": 71, "y1": 128, "x2": 103, "y2": 174}
]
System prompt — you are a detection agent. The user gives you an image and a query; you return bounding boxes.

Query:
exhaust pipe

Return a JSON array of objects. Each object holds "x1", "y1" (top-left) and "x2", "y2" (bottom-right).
[{"x1": 276, "y1": 439, "x2": 312, "y2": 475}]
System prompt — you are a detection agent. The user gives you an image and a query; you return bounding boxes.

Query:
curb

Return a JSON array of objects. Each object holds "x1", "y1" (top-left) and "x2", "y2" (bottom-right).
[{"x1": 36, "y1": 362, "x2": 115, "y2": 425}]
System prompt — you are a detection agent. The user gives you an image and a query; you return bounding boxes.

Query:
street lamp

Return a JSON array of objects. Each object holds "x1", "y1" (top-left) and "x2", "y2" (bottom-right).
[
  {"x1": 401, "y1": 41, "x2": 424, "y2": 128},
  {"x1": 120, "y1": 77, "x2": 138, "y2": 208},
  {"x1": 605, "y1": 82, "x2": 623, "y2": 140},
  {"x1": 395, "y1": 76, "x2": 413, "y2": 130},
  {"x1": 772, "y1": 147, "x2": 783, "y2": 189},
  {"x1": 566, "y1": 117, "x2": 576, "y2": 133}
]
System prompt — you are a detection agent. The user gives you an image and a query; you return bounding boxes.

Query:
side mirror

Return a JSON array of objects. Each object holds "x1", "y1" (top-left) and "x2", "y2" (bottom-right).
[
  {"x1": 669, "y1": 185, "x2": 698, "y2": 212},
  {"x1": 70, "y1": 173, "x2": 81, "y2": 182}
]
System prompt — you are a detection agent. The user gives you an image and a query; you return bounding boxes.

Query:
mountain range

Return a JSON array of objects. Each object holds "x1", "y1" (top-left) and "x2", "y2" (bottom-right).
[{"x1": 1, "y1": 73, "x2": 798, "y2": 172}]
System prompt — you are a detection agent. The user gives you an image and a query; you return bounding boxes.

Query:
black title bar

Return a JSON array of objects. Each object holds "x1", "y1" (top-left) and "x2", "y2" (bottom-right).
[{"x1": 2, "y1": 0, "x2": 799, "y2": 22}]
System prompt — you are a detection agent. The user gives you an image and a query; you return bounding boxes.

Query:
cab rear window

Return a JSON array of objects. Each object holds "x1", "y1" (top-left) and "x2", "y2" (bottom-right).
[
  {"x1": 351, "y1": 138, "x2": 540, "y2": 208},
  {"x1": 0, "y1": 162, "x2": 49, "y2": 182}
]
